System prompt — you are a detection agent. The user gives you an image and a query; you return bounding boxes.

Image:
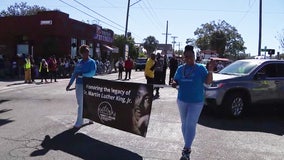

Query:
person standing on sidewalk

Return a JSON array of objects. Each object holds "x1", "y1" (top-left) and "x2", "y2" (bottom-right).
[
  {"x1": 30, "y1": 55, "x2": 36, "y2": 83},
  {"x1": 23, "y1": 54, "x2": 32, "y2": 83},
  {"x1": 116, "y1": 57, "x2": 124, "y2": 80},
  {"x1": 172, "y1": 45, "x2": 214, "y2": 160},
  {"x1": 39, "y1": 59, "x2": 49, "y2": 83},
  {"x1": 66, "y1": 44, "x2": 97, "y2": 128},
  {"x1": 48, "y1": 55, "x2": 58, "y2": 83},
  {"x1": 124, "y1": 56, "x2": 133, "y2": 80}
]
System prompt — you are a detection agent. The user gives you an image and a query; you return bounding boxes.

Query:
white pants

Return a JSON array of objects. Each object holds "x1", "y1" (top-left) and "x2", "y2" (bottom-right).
[{"x1": 75, "y1": 84, "x2": 83, "y2": 127}]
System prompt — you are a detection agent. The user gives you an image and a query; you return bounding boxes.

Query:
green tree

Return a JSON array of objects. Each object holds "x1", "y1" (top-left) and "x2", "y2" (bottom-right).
[
  {"x1": 210, "y1": 30, "x2": 226, "y2": 55},
  {"x1": 143, "y1": 36, "x2": 159, "y2": 57},
  {"x1": 0, "y1": 2, "x2": 49, "y2": 17},
  {"x1": 194, "y1": 20, "x2": 246, "y2": 58},
  {"x1": 113, "y1": 34, "x2": 137, "y2": 60}
]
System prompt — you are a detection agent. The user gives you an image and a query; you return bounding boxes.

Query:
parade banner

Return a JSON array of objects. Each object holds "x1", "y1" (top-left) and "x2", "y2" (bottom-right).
[{"x1": 83, "y1": 77, "x2": 153, "y2": 137}]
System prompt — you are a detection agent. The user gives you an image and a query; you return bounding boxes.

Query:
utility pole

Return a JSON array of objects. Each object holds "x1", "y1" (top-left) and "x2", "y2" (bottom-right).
[
  {"x1": 177, "y1": 42, "x2": 181, "y2": 51},
  {"x1": 258, "y1": 0, "x2": 262, "y2": 56},
  {"x1": 171, "y1": 36, "x2": 178, "y2": 51},
  {"x1": 124, "y1": 0, "x2": 131, "y2": 60},
  {"x1": 162, "y1": 21, "x2": 171, "y2": 45},
  {"x1": 124, "y1": 0, "x2": 141, "y2": 59},
  {"x1": 125, "y1": 0, "x2": 130, "y2": 40}
]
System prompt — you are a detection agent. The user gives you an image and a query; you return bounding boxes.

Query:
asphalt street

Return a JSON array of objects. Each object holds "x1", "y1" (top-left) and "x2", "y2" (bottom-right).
[{"x1": 0, "y1": 70, "x2": 284, "y2": 160}]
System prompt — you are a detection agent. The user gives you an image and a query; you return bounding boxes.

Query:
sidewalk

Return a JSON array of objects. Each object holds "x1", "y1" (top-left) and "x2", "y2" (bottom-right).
[{"x1": 0, "y1": 78, "x2": 69, "y2": 93}]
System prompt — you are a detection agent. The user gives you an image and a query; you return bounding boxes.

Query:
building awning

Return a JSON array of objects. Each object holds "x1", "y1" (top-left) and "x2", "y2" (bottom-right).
[{"x1": 103, "y1": 44, "x2": 119, "y2": 53}]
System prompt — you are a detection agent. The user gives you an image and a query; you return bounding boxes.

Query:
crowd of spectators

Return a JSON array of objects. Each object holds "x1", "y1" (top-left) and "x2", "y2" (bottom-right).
[{"x1": 0, "y1": 54, "x2": 115, "y2": 81}]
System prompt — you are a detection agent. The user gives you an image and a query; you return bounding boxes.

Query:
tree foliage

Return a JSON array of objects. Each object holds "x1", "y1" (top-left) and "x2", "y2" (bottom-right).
[
  {"x1": 0, "y1": 2, "x2": 48, "y2": 17},
  {"x1": 113, "y1": 34, "x2": 137, "y2": 59},
  {"x1": 143, "y1": 36, "x2": 159, "y2": 57},
  {"x1": 194, "y1": 20, "x2": 246, "y2": 57}
]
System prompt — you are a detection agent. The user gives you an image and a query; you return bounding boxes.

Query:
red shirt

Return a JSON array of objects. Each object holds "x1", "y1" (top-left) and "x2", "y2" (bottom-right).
[
  {"x1": 48, "y1": 58, "x2": 57, "y2": 71},
  {"x1": 124, "y1": 59, "x2": 133, "y2": 69}
]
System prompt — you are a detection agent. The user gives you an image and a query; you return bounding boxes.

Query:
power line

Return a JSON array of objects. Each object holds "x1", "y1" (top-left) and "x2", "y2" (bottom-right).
[
  {"x1": 102, "y1": 0, "x2": 116, "y2": 7},
  {"x1": 122, "y1": 2, "x2": 159, "y2": 41},
  {"x1": 130, "y1": 0, "x2": 142, "y2": 7},
  {"x1": 58, "y1": 0, "x2": 125, "y2": 32},
  {"x1": 59, "y1": 0, "x2": 164, "y2": 42},
  {"x1": 58, "y1": 0, "x2": 99, "y2": 22},
  {"x1": 141, "y1": 0, "x2": 164, "y2": 30},
  {"x1": 129, "y1": 1, "x2": 163, "y2": 40},
  {"x1": 236, "y1": 0, "x2": 257, "y2": 27},
  {"x1": 72, "y1": 0, "x2": 125, "y2": 29}
]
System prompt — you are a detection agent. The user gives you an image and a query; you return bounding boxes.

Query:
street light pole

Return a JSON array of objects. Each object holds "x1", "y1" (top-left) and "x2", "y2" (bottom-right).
[
  {"x1": 258, "y1": 0, "x2": 262, "y2": 56},
  {"x1": 124, "y1": 0, "x2": 131, "y2": 60},
  {"x1": 124, "y1": 0, "x2": 141, "y2": 60},
  {"x1": 125, "y1": 0, "x2": 130, "y2": 40},
  {"x1": 162, "y1": 21, "x2": 171, "y2": 45},
  {"x1": 162, "y1": 21, "x2": 171, "y2": 54}
]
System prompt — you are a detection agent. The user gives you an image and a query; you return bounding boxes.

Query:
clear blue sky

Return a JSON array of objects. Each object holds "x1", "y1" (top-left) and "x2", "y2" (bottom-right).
[{"x1": 2, "y1": 0, "x2": 284, "y2": 56}]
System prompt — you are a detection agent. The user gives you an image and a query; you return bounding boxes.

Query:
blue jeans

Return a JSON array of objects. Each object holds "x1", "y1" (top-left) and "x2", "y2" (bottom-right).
[
  {"x1": 75, "y1": 84, "x2": 83, "y2": 127},
  {"x1": 177, "y1": 99, "x2": 204, "y2": 149}
]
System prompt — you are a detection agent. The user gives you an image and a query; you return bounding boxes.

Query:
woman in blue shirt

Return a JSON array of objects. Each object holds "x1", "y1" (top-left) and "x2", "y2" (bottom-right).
[
  {"x1": 66, "y1": 44, "x2": 97, "y2": 128},
  {"x1": 172, "y1": 45, "x2": 214, "y2": 160}
]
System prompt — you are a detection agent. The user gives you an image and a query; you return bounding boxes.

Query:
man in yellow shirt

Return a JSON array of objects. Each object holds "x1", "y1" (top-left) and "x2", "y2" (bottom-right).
[{"x1": 144, "y1": 53, "x2": 156, "y2": 84}]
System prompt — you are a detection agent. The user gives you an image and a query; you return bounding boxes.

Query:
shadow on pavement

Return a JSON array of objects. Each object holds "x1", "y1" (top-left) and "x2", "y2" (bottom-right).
[
  {"x1": 199, "y1": 104, "x2": 284, "y2": 136},
  {"x1": 0, "y1": 108, "x2": 12, "y2": 114},
  {"x1": 30, "y1": 127, "x2": 143, "y2": 160},
  {"x1": 6, "y1": 81, "x2": 47, "y2": 86},
  {"x1": 0, "y1": 99, "x2": 10, "y2": 104},
  {"x1": 0, "y1": 108, "x2": 14, "y2": 127},
  {"x1": 6, "y1": 82, "x2": 26, "y2": 86},
  {"x1": 0, "y1": 118, "x2": 14, "y2": 127}
]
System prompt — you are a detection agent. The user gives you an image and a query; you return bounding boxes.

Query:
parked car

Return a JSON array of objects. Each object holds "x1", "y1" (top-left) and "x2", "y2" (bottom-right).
[
  {"x1": 200, "y1": 57, "x2": 232, "y2": 71},
  {"x1": 134, "y1": 58, "x2": 147, "y2": 71},
  {"x1": 204, "y1": 59, "x2": 284, "y2": 118}
]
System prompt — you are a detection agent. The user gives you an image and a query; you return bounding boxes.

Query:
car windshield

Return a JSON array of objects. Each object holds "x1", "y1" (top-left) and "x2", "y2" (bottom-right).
[{"x1": 219, "y1": 60, "x2": 260, "y2": 75}]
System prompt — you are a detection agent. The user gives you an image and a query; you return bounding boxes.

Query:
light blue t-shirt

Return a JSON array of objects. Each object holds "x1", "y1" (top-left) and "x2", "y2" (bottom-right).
[
  {"x1": 69, "y1": 58, "x2": 97, "y2": 85},
  {"x1": 174, "y1": 63, "x2": 208, "y2": 103}
]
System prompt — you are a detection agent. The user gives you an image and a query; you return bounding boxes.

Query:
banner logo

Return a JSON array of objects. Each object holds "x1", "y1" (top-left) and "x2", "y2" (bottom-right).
[{"x1": 97, "y1": 101, "x2": 116, "y2": 123}]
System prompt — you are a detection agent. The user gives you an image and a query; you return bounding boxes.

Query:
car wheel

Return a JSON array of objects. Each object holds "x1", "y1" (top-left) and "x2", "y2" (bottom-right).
[{"x1": 222, "y1": 92, "x2": 246, "y2": 118}]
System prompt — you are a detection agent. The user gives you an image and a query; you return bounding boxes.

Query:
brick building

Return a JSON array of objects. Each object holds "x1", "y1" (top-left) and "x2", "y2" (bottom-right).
[{"x1": 0, "y1": 10, "x2": 117, "y2": 61}]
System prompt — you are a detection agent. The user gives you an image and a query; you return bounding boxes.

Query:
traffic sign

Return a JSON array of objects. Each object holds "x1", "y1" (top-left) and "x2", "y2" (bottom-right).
[
  {"x1": 261, "y1": 48, "x2": 275, "y2": 55},
  {"x1": 261, "y1": 48, "x2": 267, "y2": 52}
]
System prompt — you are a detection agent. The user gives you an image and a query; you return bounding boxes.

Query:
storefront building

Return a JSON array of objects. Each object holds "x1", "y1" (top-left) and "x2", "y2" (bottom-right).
[{"x1": 0, "y1": 10, "x2": 118, "y2": 61}]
